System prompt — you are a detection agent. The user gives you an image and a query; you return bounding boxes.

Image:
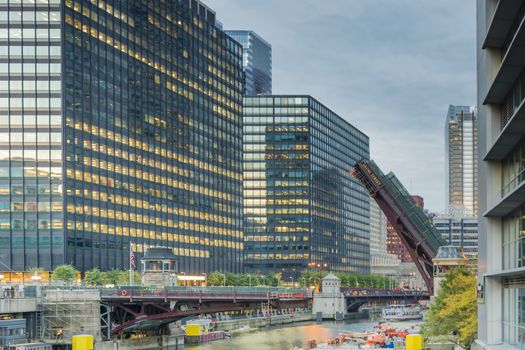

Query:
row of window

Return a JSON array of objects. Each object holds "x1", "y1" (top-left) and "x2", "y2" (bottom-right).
[{"x1": 70, "y1": 120, "x2": 242, "y2": 181}]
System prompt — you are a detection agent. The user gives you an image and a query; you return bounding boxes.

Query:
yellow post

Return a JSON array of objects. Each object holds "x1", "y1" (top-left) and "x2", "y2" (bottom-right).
[
  {"x1": 72, "y1": 334, "x2": 94, "y2": 350},
  {"x1": 185, "y1": 324, "x2": 202, "y2": 337},
  {"x1": 406, "y1": 334, "x2": 423, "y2": 350}
]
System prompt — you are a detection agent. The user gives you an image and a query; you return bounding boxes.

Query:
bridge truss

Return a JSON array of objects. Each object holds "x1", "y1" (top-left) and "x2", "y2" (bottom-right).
[{"x1": 352, "y1": 160, "x2": 446, "y2": 295}]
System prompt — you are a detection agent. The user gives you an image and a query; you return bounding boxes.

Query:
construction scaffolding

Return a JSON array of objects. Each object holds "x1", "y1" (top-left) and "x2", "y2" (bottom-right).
[{"x1": 39, "y1": 289, "x2": 102, "y2": 344}]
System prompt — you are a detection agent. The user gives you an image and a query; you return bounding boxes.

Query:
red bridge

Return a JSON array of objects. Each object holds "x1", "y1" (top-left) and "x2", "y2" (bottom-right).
[
  {"x1": 102, "y1": 286, "x2": 311, "y2": 334},
  {"x1": 352, "y1": 160, "x2": 446, "y2": 295}
]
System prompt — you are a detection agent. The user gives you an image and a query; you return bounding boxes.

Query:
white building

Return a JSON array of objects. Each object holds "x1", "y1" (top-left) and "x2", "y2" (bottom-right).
[
  {"x1": 476, "y1": 1, "x2": 525, "y2": 349},
  {"x1": 369, "y1": 200, "x2": 401, "y2": 275},
  {"x1": 432, "y1": 211, "x2": 478, "y2": 260},
  {"x1": 312, "y1": 273, "x2": 346, "y2": 320}
]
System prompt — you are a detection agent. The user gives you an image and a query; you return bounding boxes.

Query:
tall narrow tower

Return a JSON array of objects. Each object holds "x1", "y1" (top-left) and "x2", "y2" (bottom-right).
[{"x1": 445, "y1": 105, "x2": 478, "y2": 215}]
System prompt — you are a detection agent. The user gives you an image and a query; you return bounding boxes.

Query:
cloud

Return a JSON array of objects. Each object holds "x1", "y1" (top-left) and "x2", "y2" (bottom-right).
[{"x1": 206, "y1": 0, "x2": 476, "y2": 212}]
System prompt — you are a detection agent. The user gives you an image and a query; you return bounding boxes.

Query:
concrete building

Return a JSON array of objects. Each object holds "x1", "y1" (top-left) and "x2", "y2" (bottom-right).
[
  {"x1": 476, "y1": 1, "x2": 525, "y2": 349},
  {"x1": 312, "y1": 272, "x2": 346, "y2": 320},
  {"x1": 370, "y1": 200, "x2": 401, "y2": 275},
  {"x1": 0, "y1": 0, "x2": 244, "y2": 273},
  {"x1": 243, "y1": 95, "x2": 370, "y2": 277},
  {"x1": 225, "y1": 31, "x2": 272, "y2": 95},
  {"x1": 445, "y1": 105, "x2": 478, "y2": 215},
  {"x1": 433, "y1": 213, "x2": 478, "y2": 259}
]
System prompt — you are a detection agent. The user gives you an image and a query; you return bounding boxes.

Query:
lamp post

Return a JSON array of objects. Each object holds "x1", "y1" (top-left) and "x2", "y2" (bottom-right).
[{"x1": 290, "y1": 276, "x2": 294, "y2": 288}]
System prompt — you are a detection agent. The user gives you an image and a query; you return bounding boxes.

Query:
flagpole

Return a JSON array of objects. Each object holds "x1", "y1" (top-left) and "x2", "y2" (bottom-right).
[{"x1": 129, "y1": 243, "x2": 133, "y2": 286}]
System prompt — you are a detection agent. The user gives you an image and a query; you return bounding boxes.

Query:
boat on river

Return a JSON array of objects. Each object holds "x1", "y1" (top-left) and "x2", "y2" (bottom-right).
[{"x1": 382, "y1": 304, "x2": 423, "y2": 321}]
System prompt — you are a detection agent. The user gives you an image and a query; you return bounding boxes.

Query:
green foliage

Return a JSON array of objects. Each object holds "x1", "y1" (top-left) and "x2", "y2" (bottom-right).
[
  {"x1": 207, "y1": 272, "x2": 225, "y2": 286},
  {"x1": 27, "y1": 267, "x2": 46, "y2": 274},
  {"x1": 85, "y1": 268, "x2": 104, "y2": 286},
  {"x1": 51, "y1": 264, "x2": 79, "y2": 284},
  {"x1": 298, "y1": 270, "x2": 393, "y2": 289},
  {"x1": 205, "y1": 272, "x2": 279, "y2": 287},
  {"x1": 84, "y1": 269, "x2": 141, "y2": 286},
  {"x1": 422, "y1": 269, "x2": 477, "y2": 349},
  {"x1": 102, "y1": 269, "x2": 121, "y2": 285}
]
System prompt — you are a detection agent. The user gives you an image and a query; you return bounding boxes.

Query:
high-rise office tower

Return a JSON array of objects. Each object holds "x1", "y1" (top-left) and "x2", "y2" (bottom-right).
[
  {"x1": 432, "y1": 215, "x2": 478, "y2": 259},
  {"x1": 0, "y1": 0, "x2": 244, "y2": 273},
  {"x1": 225, "y1": 31, "x2": 271, "y2": 95},
  {"x1": 477, "y1": 1, "x2": 525, "y2": 348},
  {"x1": 243, "y1": 95, "x2": 370, "y2": 277},
  {"x1": 370, "y1": 200, "x2": 400, "y2": 275},
  {"x1": 445, "y1": 105, "x2": 478, "y2": 215}
]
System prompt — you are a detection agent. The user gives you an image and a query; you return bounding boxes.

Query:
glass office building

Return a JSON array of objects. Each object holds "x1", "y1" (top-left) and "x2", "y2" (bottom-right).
[
  {"x1": 225, "y1": 31, "x2": 271, "y2": 95},
  {"x1": 445, "y1": 105, "x2": 478, "y2": 215},
  {"x1": 0, "y1": 0, "x2": 244, "y2": 273},
  {"x1": 243, "y1": 95, "x2": 370, "y2": 277}
]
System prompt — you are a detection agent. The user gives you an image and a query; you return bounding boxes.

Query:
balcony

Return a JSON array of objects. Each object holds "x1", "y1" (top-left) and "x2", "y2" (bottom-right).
[
  {"x1": 484, "y1": 11, "x2": 525, "y2": 105},
  {"x1": 484, "y1": 178, "x2": 525, "y2": 217},
  {"x1": 483, "y1": 0, "x2": 524, "y2": 49},
  {"x1": 484, "y1": 98, "x2": 525, "y2": 160}
]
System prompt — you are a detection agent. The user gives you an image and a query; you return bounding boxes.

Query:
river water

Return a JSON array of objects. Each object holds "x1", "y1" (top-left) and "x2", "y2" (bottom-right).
[{"x1": 187, "y1": 319, "x2": 400, "y2": 350}]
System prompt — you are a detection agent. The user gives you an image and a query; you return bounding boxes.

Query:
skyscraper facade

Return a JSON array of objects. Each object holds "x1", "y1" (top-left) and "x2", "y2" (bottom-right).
[
  {"x1": 369, "y1": 200, "x2": 386, "y2": 255},
  {"x1": 445, "y1": 105, "x2": 478, "y2": 215},
  {"x1": 225, "y1": 31, "x2": 271, "y2": 95},
  {"x1": 370, "y1": 200, "x2": 400, "y2": 275},
  {"x1": 0, "y1": 0, "x2": 244, "y2": 273},
  {"x1": 477, "y1": 1, "x2": 525, "y2": 348},
  {"x1": 432, "y1": 215, "x2": 478, "y2": 259},
  {"x1": 243, "y1": 95, "x2": 370, "y2": 276}
]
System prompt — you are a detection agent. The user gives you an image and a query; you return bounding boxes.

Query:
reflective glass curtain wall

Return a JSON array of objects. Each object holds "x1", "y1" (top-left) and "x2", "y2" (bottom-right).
[
  {"x1": 0, "y1": 0, "x2": 63, "y2": 271},
  {"x1": 0, "y1": 0, "x2": 244, "y2": 273},
  {"x1": 445, "y1": 105, "x2": 478, "y2": 215},
  {"x1": 62, "y1": 0, "x2": 244, "y2": 273},
  {"x1": 225, "y1": 31, "x2": 271, "y2": 95},
  {"x1": 243, "y1": 95, "x2": 370, "y2": 276}
]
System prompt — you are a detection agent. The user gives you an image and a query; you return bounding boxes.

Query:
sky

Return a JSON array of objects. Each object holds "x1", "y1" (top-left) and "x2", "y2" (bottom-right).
[{"x1": 205, "y1": 0, "x2": 477, "y2": 213}]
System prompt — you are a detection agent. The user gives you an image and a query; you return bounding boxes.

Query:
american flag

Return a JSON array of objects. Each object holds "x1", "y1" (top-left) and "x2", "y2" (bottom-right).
[{"x1": 130, "y1": 247, "x2": 136, "y2": 270}]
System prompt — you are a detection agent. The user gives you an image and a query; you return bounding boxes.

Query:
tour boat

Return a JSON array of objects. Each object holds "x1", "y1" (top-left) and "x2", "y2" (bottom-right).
[{"x1": 382, "y1": 304, "x2": 423, "y2": 321}]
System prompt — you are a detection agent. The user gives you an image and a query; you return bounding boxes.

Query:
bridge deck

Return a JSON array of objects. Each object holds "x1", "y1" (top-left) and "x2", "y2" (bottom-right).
[
  {"x1": 352, "y1": 159, "x2": 446, "y2": 295},
  {"x1": 101, "y1": 286, "x2": 311, "y2": 302}
]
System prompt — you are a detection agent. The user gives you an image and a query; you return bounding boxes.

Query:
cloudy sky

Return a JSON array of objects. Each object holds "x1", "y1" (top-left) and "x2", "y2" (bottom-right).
[{"x1": 206, "y1": 0, "x2": 477, "y2": 213}]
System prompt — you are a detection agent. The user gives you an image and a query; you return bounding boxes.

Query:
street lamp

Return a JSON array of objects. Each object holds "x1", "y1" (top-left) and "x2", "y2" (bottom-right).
[{"x1": 290, "y1": 276, "x2": 294, "y2": 288}]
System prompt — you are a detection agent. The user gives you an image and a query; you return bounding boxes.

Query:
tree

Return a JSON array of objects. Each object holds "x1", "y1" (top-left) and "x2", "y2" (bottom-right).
[
  {"x1": 422, "y1": 269, "x2": 477, "y2": 349},
  {"x1": 101, "y1": 269, "x2": 122, "y2": 285},
  {"x1": 27, "y1": 267, "x2": 46, "y2": 274},
  {"x1": 207, "y1": 272, "x2": 225, "y2": 286},
  {"x1": 117, "y1": 270, "x2": 141, "y2": 285},
  {"x1": 51, "y1": 264, "x2": 78, "y2": 284},
  {"x1": 85, "y1": 268, "x2": 105, "y2": 286}
]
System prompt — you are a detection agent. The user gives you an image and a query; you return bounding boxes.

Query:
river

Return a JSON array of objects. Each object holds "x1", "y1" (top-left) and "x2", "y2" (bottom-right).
[{"x1": 187, "y1": 319, "x2": 410, "y2": 350}]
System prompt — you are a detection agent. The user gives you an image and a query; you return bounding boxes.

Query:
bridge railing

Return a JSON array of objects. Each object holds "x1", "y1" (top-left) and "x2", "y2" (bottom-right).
[
  {"x1": 100, "y1": 286, "x2": 310, "y2": 299},
  {"x1": 340, "y1": 287, "x2": 428, "y2": 298}
]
